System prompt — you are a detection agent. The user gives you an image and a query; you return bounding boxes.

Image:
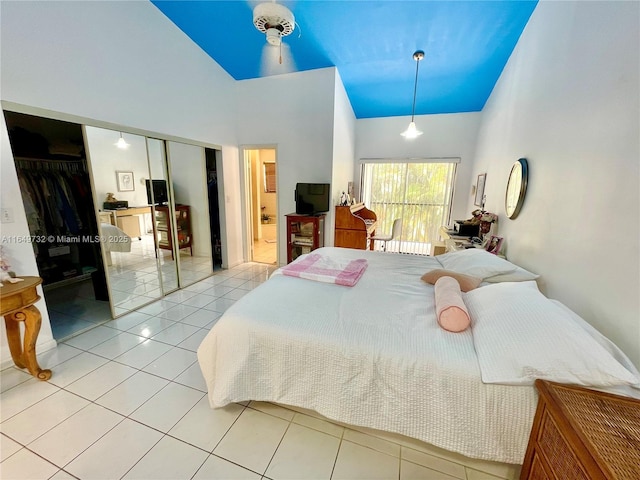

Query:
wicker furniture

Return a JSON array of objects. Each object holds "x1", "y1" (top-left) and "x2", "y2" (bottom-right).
[{"x1": 520, "y1": 379, "x2": 640, "y2": 479}]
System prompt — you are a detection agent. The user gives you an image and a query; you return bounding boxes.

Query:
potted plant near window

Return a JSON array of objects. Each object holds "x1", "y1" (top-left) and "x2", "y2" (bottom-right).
[{"x1": 261, "y1": 206, "x2": 270, "y2": 224}]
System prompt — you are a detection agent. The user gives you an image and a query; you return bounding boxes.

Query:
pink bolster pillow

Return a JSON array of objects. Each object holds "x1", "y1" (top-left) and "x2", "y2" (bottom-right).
[{"x1": 434, "y1": 276, "x2": 471, "y2": 332}]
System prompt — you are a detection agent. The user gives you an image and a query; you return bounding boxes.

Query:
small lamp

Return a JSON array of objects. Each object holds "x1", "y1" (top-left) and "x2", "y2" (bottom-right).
[{"x1": 114, "y1": 132, "x2": 129, "y2": 150}]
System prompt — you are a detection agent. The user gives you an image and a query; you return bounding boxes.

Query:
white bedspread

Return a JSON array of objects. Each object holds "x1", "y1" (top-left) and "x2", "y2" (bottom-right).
[
  {"x1": 198, "y1": 247, "x2": 538, "y2": 463},
  {"x1": 100, "y1": 223, "x2": 131, "y2": 253}
]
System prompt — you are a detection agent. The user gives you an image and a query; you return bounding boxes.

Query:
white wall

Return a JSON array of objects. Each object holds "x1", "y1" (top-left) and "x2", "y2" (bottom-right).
[
  {"x1": 355, "y1": 113, "x2": 483, "y2": 223},
  {"x1": 472, "y1": 1, "x2": 639, "y2": 366},
  {"x1": 329, "y1": 70, "x2": 357, "y2": 246},
  {"x1": 236, "y1": 68, "x2": 336, "y2": 263},
  {"x1": 0, "y1": 0, "x2": 241, "y2": 363},
  {"x1": 0, "y1": 115, "x2": 57, "y2": 368}
]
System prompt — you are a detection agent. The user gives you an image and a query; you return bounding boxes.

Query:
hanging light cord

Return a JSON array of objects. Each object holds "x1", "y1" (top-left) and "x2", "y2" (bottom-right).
[{"x1": 410, "y1": 51, "x2": 424, "y2": 121}]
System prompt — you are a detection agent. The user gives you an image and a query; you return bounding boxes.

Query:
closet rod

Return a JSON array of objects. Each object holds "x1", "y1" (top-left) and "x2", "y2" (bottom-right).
[{"x1": 14, "y1": 156, "x2": 86, "y2": 172}]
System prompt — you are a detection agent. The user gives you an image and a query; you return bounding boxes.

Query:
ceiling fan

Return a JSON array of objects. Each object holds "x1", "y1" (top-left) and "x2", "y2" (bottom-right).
[{"x1": 252, "y1": 1, "x2": 297, "y2": 75}]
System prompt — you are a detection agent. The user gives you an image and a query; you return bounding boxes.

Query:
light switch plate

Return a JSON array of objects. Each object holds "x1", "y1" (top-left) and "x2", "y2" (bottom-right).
[{"x1": 1, "y1": 208, "x2": 14, "y2": 223}]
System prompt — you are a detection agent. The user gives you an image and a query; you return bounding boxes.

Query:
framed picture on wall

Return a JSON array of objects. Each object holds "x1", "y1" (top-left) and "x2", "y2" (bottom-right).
[
  {"x1": 116, "y1": 171, "x2": 134, "y2": 192},
  {"x1": 474, "y1": 173, "x2": 486, "y2": 207}
]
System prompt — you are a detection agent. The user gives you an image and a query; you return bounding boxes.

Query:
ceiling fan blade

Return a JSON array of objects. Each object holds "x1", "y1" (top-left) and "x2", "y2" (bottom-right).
[{"x1": 260, "y1": 42, "x2": 297, "y2": 76}]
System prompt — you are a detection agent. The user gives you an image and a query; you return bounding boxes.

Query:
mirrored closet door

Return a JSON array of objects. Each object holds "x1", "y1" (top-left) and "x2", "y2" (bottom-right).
[
  {"x1": 85, "y1": 128, "x2": 214, "y2": 317},
  {"x1": 85, "y1": 126, "x2": 170, "y2": 316},
  {"x1": 166, "y1": 141, "x2": 214, "y2": 286}
]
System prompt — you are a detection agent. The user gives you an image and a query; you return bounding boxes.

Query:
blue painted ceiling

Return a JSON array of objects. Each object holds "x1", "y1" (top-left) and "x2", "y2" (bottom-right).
[{"x1": 151, "y1": 1, "x2": 537, "y2": 119}]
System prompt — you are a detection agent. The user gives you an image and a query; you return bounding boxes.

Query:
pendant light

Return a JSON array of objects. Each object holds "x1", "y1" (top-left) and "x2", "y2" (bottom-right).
[
  {"x1": 114, "y1": 132, "x2": 129, "y2": 149},
  {"x1": 401, "y1": 50, "x2": 425, "y2": 139}
]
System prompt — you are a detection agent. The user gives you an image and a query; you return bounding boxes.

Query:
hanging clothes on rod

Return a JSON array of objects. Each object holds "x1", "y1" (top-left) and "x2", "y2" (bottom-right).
[{"x1": 14, "y1": 157, "x2": 92, "y2": 237}]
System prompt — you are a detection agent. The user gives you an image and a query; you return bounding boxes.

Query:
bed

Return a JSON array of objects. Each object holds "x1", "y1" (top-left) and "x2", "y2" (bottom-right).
[
  {"x1": 100, "y1": 222, "x2": 131, "y2": 265},
  {"x1": 197, "y1": 247, "x2": 639, "y2": 464}
]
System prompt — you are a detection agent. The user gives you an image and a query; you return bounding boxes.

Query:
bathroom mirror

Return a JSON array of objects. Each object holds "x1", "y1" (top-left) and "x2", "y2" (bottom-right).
[{"x1": 505, "y1": 158, "x2": 528, "y2": 219}]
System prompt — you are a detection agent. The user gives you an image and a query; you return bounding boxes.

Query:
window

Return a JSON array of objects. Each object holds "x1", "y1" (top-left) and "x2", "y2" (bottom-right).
[
  {"x1": 360, "y1": 159, "x2": 457, "y2": 254},
  {"x1": 264, "y1": 162, "x2": 276, "y2": 193}
]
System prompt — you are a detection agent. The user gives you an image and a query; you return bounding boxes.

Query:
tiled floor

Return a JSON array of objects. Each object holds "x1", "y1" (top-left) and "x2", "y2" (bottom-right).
[
  {"x1": 1, "y1": 262, "x2": 521, "y2": 480},
  {"x1": 252, "y1": 238, "x2": 277, "y2": 265},
  {"x1": 45, "y1": 234, "x2": 218, "y2": 341}
]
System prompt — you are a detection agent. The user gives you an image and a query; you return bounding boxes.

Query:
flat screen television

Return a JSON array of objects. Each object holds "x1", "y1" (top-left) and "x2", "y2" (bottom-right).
[
  {"x1": 295, "y1": 183, "x2": 330, "y2": 215},
  {"x1": 146, "y1": 179, "x2": 168, "y2": 205}
]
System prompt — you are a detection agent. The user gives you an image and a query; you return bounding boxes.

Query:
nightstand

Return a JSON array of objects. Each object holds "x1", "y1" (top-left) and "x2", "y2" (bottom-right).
[{"x1": 520, "y1": 380, "x2": 640, "y2": 480}]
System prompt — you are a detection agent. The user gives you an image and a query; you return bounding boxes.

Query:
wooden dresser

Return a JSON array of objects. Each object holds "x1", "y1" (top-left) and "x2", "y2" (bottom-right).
[
  {"x1": 520, "y1": 380, "x2": 640, "y2": 480},
  {"x1": 334, "y1": 204, "x2": 377, "y2": 250}
]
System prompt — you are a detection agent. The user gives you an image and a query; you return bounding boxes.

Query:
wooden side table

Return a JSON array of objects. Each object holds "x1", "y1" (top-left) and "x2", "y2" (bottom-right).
[
  {"x1": 520, "y1": 379, "x2": 640, "y2": 479},
  {"x1": 0, "y1": 276, "x2": 52, "y2": 380}
]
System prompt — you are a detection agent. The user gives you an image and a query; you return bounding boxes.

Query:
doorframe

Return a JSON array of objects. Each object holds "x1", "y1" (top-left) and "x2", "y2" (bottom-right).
[{"x1": 239, "y1": 144, "x2": 279, "y2": 265}]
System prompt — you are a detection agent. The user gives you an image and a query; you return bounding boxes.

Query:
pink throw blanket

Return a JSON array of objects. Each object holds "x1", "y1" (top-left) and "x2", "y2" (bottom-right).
[{"x1": 281, "y1": 253, "x2": 368, "y2": 287}]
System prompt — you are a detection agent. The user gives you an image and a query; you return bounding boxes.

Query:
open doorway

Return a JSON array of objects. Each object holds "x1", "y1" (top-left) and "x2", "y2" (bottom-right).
[{"x1": 244, "y1": 147, "x2": 278, "y2": 265}]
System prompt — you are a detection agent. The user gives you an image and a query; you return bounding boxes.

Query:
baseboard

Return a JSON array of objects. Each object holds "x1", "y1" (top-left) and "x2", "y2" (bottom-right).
[{"x1": 1, "y1": 338, "x2": 58, "y2": 371}]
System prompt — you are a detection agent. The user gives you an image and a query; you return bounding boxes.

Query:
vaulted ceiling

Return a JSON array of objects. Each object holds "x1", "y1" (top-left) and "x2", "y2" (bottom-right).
[{"x1": 151, "y1": 1, "x2": 537, "y2": 119}]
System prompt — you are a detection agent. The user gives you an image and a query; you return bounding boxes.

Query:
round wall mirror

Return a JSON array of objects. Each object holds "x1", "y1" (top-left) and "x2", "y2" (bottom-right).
[{"x1": 505, "y1": 158, "x2": 528, "y2": 219}]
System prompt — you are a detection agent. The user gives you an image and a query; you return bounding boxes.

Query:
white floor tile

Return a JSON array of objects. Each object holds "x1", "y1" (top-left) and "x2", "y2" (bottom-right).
[
  {"x1": 136, "y1": 299, "x2": 176, "y2": 317},
  {"x1": 62, "y1": 325, "x2": 120, "y2": 350},
  {"x1": 129, "y1": 382, "x2": 203, "y2": 433},
  {"x1": 291, "y1": 412, "x2": 344, "y2": 438},
  {"x1": 248, "y1": 401, "x2": 296, "y2": 421},
  {"x1": 223, "y1": 288, "x2": 249, "y2": 301},
  {"x1": 202, "y1": 297, "x2": 236, "y2": 313},
  {"x1": 47, "y1": 351, "x2": 109, "y2": 388},
  {"x1": 169, "y1": 397, "x2": 244, "y2": 452},
  {"x1": 108, "y1": 310, "x2": 152, "y2": 331},
  {"x1": 122, "y1": 435, "x2": 208, "y2": 480},
  {"x1": 89, "y1": 331, "x2": 146, "y2": 359},
  {"x1": 400, "y1": 459, "x2": 461, "y2": 480},
  {"x1": 181, "y1": 294, "x2": 219, "y2": 309},
  {"x1": 0, "y1": 433, "x2": 22, "y2": 461},
  {"x1": 65, "y1": 418, "x2": 162, "y2": 480},
  {"x1": 126, "y1": 316, "x2": 175, "y2": 338},
  {"x1": 178, "y1": 328, "x2": 211, "y2": 351},
  {"x1": 113, "y1": 338, "x2": 173, "y2": 369},
  {"x1": 214, "y1": 407, "x2": 290, "y2": 474},
  {"x1": 219, "y1": 277, "x2": 248, "y2": 288},
  {"x1": 466, "y1": 468, "x2": 512, "y2": 480},
  {"x1": 150, "y1": 322, "x2": 200, "y2": 345},
  {"x1": 180, "y1": 309, "x2": 222, "y2": 328},
  {"x1": 156, "y1": 303, "x2": 200, "y2": 321},
  {"x1": 49, "y1": 470, "x2": 77, "y2": 479},
  {"x1": 343, "y1": 428, "x2": 401, "y2": 457},
  {"x1": 193, "y1": 454, "x2": 261, "y2": 479},
  {"x1": 36, "y1": 344, "x2": 84, "y2": 370},
  {"x1": 202, "y1": 284, "x2": 234, "y2": 297},
  {"x1": 0, "y1": 447, "x2": 59, "y2": 479},
  {"x1": 65, "y1": 362, "x2": 138, "y2": 400},
  {"x1": 28, "y1": 403, "x2": 123, "y2": 467},
  {"x1": 173, "y1": 362, "x2": 208, "y2": 391},
  {"x1": 332, "y1": 441, "x2": 400, "y2": 480},
  {"x1": 163, "y1": 289, "x2": 198, "y2": 303},
  {"x1": 95, "y1": 371, "x2": 168, "y2": 416},
  {"x1": 401, "y1": 447, "x2": 466, "y2": 479},
  {"x1": 142, "y1": 347, "x2": 197, "y2": 380},
  {"x1": 0, "y1": 390, "x2": 89, "y2": 445},
  {"x1": 0, "y1": 367, "x2": 32, "y2": 393},
  {"x1": 265, "y1": 423, "x2": 340, "y2": 480},
  {"x1": 0, "y1": 378, "x2": 60, "y2": 422},
  {"x1": 185, "y1": 282, "x2": 217, "y2": 293}
]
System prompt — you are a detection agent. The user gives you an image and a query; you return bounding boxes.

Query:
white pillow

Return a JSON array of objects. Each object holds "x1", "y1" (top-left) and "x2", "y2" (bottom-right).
[
  {"x1": 464, "y1": 281, "x2": 640, "y2": 387},
  {"x1": 436, "y1": 248, "x2": 517, "y2": 280},
  {"x1": 483, "y1": 265, "x2": 539, "y2": 283}
]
